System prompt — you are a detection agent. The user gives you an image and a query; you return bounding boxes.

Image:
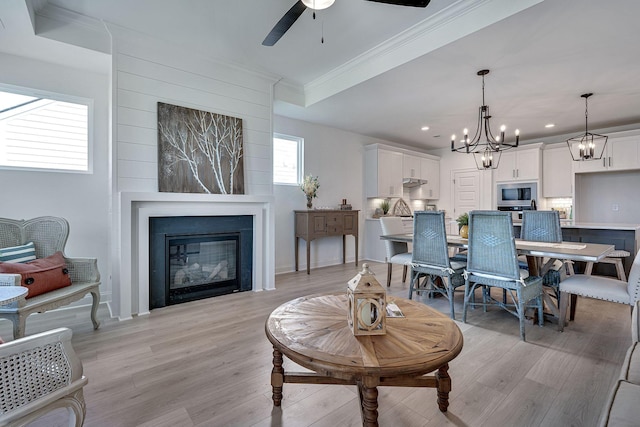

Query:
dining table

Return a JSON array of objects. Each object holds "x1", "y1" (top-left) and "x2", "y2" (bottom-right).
[{"x1": 381, "y1": 233, "x2": 615, "y2": 321}]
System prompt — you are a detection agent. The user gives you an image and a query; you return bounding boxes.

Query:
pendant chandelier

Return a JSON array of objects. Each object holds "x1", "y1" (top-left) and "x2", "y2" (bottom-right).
[
  {"x1": 451, "y1": 69, "x2": 519, "y2": 170},
  {"x1": 566, "y1": 93, "x2": 608, "y2": 161}
]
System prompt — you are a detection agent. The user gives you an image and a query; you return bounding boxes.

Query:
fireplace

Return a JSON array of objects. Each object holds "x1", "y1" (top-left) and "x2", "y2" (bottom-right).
[{"x1": 149, "y1": 215, "x2": 253, "y2": 308}]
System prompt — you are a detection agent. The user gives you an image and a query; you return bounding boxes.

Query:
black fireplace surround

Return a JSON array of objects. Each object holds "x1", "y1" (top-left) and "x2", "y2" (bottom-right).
[{"x1": 149, "y1": 215, "x2": 253, "y2": 309}]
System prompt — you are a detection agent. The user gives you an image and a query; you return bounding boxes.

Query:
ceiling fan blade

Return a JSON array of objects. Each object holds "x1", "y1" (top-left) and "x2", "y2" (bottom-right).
[
  {"x1": 365, "y1": 0, "x2": 431, "y2": 7},
  {"x1": 262, "y1": 1, "x2": 307, "y2": 46}
]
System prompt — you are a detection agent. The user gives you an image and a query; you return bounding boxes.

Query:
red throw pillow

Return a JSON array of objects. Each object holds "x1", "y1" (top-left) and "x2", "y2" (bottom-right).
[{"x1": 0, "y1": 252, "x2": 72, "y2": 298}]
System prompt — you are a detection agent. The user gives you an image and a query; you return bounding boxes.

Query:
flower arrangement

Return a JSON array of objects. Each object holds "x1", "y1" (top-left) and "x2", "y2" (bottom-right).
[{"x1": 301, "y1": 174, "x2": 320, "y2": 209}]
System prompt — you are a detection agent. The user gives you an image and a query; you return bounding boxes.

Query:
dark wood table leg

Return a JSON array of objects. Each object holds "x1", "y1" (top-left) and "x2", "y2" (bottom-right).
[
  {"x1": 294, "y1": 237, "x2": 299, "y2": 272},
  {"x1": 355, "y1": 234, "x2": 359, "y2": 268},
  {"x1": 357, "y1": 379, "x2": 379, "y2": 427},
  {"x1": 435, "y1": 363, "x2": 451, "y2": 412},
  {"x1": 306, "y1": 238, "x2": 311, "y2": 275},
  {"x1": 271, "y1": 347, "x2": 284, "y2": 406},
  {"x1": 343, "y1": 234, "x2": 346, "y2": 264}
]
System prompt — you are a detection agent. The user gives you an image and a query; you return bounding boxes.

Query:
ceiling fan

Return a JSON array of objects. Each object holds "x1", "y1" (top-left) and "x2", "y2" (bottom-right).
[{"x1": 262, "y1": 0, "x2": 431, "y2": 46}]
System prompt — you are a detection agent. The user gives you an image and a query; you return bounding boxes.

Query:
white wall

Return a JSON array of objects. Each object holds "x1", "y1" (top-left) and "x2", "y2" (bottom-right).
[
  {"x1": 575, "y1": 170, "x2": 640, "y2": 223},
  {"x1": 108, "y1": 26, "x2": 277, "y2": 318},
  {"x1": 0, "y1": 52, "x2": 111, "y2": 302},
  {"x1": 427, "y1": 146, "x2": 494, "y2": 216},
  {"x1": 273, "y1": 115, "x2": 400, "y2": 274},
  {"x1": 110, "y1": 26, "x2": 275, "y2": 195}
]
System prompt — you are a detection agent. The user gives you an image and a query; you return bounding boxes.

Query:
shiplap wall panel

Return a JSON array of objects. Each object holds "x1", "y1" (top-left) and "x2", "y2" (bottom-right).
[
  {"x1": 118, "y1": 142, "x2": 156, "y2": 161},
  {"x1": 112, "y1": 33, "x2": 275, "y2": 195},
  {"x1": 117, "y1": 54, "x2": 272, "y2": 107},
  {"x1": 117, "y1": 125, "x2": 157, "y2": 145},
  {"x1": 117, "y1": 72, "x2": 271, "y2": 131}
]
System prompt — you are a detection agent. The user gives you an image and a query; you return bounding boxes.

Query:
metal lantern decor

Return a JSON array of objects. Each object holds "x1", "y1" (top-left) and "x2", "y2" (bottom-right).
[
  {"x1": 566, "y1": 93, "x2": 608, "y2": 162},
  {"x1": 347, "y1": 263, "x2": 386, "y2": 336}
]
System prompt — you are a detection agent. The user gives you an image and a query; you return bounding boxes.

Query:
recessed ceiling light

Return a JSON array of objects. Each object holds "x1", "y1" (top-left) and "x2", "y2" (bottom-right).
[
  {"x1": 545, "y1": 123, "x2": 555, "y2": 128},
  {"x1": 421, "y1": 126, "x2": 429, "y2": 131}
]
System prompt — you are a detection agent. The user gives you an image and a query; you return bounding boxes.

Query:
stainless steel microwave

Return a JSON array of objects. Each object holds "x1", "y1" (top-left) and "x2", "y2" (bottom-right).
[{"x1": 497, "y1": 182, "x2": 538, "y2": 207}]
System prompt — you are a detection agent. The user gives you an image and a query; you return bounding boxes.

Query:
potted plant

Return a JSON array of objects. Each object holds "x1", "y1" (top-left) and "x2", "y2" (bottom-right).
[
  {"x1": 456, "y1": 212, "x2": 469, "y2": 238},
  {"x1": 380, "y1": 199, "x2": 391, "y2": 216}
]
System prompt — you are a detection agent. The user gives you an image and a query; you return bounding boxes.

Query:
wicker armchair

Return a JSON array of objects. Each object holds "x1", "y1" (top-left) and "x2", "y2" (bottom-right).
[
  {"x1": 408, "y1": 211, "x2": 466, "y2": 319},
  {"x1": 462, "y1": 211, "x2": 544, "y2": 341},
  {"x1": 0, "y1": 217, "x2": 100, "y2": 339},
  {"x1": 0, "y1": 327, "x2": 87, "y2": 426},
  {"x1": 379, "y1": 217, "x2": 412, "y2": 287}
]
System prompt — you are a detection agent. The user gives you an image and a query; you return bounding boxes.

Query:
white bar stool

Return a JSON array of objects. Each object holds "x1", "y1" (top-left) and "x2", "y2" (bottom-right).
[{"x1": 584, "y1": 249, "x2": 630, "y2": 281}]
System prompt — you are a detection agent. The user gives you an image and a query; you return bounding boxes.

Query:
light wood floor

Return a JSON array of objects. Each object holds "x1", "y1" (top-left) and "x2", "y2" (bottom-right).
[{"x1": 2, "y1": 261, "x2": 631, "y2": 427}]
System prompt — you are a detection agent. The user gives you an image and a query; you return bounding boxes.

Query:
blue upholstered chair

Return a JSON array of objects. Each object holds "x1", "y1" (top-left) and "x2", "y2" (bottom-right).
[
  {"x1": 408, "y1": 211, "x2": 466, "y2": 319},
  {"x1": 462, "y1": 210, "x2": 544, "y2": 341},
  {"x1": 379, "y1": 216, "x2": 412, "y2": 287}
]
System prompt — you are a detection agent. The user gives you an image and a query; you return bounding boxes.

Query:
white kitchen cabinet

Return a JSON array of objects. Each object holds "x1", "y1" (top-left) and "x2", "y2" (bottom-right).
[
  {"x1": 543, "y1": 146, "x2": 572, "y2": 197},
  {"x1": 573, "y1": 135, "x2": 639, "y2": 173},
  {"x1": 364, "y1": 219, "x2": 386, "y2": 262},
  {"x1": 365, "y1": 147, "x2": 403, "y2": 198},
  {"x1": 494, "y1": 146, "x2": 541, "y2": 182},
  {"x1": 403, "y1": 154, "x2": 421, "y2": 179},
  {"x1": 410, "y1": 157, "x2": 440, "y2": 199}
]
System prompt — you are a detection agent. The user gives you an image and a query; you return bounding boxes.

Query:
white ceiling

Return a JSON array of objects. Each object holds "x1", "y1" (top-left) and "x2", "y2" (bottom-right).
[{"x1": 2, "y1": 0, "x2": 640, "y2": 151}]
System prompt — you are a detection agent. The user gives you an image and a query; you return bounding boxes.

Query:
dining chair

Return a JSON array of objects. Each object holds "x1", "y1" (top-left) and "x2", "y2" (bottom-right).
[
  {"x1": 379, "y1": 216, "x2": 412, "y2": 287},
  {"x1": 462, "y1": 210, "x2": 544, "y2": 341},
  {"x1": 408, "y1": 211, "x2": 466, "y2": 319},
  {"x1": 558, "y1": 251, "x2": 640, "y2": 331},
  {"x1": 520, "y1": 210, "x2": 575, "y2": 315}
]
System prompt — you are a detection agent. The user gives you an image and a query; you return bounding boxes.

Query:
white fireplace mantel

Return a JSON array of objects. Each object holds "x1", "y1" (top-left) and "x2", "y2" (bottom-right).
[{"x1": 117, "y1": 192, "x2": 275, "y2": 320}]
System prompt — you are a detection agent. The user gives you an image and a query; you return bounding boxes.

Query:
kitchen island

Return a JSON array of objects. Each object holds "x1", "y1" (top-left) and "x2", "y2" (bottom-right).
[{"x1": 513, "y1": 222, "x2": 639, "y2": 278}]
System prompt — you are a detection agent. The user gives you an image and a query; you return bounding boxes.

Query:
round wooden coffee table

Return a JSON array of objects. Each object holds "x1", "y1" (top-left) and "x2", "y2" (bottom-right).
[{"x1": 265, "y1": 293, "x2": 464, "y2": 426}]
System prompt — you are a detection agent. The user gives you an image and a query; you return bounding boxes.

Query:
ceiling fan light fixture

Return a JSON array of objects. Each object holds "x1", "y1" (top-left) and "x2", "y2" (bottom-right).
[{"x1": 302, "y1": 0, "x2": 335, "y2": 10}]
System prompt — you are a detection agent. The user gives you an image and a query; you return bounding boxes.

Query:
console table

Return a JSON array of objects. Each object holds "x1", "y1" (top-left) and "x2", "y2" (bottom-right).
[{"x1": 294, "y1": 210, "x2": 359, "y2": 274}]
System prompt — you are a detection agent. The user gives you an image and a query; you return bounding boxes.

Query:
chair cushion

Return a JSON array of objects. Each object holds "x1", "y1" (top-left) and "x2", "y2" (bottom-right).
[
  {"x1": 0, "y1": 252, "x2": 71, "y2": 298},
  {"x1": 470, "y1": 269, "x2": 530, "y2": 282},
  {"x1": 600, "y1": 380, "x2": 640, "y2": 427},
  {"x1": 621, "y1": 342, "x2": 640, "y2": 385},
  {"x1": 0, "y1": 242, "x2": 36, "y2": 263},
  {"x1": 560, "y1": 274, "x2": 630, "y2": 304},
  {"x1": 450, "y1": 260, "x2": 466, "y2": 271},
  {"x1": 390, "y1": 252, "x2": 413, "y2": 265}
]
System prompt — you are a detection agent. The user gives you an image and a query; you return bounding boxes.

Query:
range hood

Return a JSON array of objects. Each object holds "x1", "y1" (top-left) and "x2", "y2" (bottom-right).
[{"x1": 402, "y1": 178, "x2": 427, "y2": 187}]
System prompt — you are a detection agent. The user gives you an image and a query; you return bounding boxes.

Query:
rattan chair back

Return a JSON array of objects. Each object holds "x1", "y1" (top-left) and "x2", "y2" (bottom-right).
[
  {"x1": 0, "y1": 216, "x2": 69, "y2": 259},
  {"x1": 467, "y1": 210, "x2": 520, "y2": 280},
  {"x1": 412, "y1": 211, "x2": 450, "y2": 268},
  {"x1": 521, "y1": 210, "x2": 562, "y2": 243}
]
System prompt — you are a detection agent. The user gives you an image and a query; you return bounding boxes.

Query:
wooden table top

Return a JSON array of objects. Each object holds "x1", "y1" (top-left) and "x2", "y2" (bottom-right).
[
  {"x1": 381, "y1": 233, "x2": 614, "y2": 263},
  {"x1": 265, "y1": 293, "x2": 464, "y2": 381}
]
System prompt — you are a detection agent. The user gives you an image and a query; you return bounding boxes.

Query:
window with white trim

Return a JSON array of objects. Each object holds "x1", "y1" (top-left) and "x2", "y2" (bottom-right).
[
  {"x1": 0, "y1": 85, "x2": 91, "y2": 173},
  {"x1": 273, "y1": 133, "x2": 303, "y2": 185}
]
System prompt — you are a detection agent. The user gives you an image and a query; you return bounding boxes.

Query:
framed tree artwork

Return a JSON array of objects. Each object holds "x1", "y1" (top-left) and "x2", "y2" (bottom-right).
[{"x1": 157, "y1": 102, "x2": 245, "y2": 194}]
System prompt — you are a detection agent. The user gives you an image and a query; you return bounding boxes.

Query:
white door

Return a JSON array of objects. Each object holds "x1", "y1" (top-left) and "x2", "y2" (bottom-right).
[{"x1": 453, "y1": 169, "x2": 480, "y2": 233}]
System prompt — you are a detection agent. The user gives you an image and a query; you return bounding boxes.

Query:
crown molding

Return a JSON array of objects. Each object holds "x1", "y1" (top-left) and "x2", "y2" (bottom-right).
[{"x1": 300, "y1": 0, "x2": 544, "y2": 107}]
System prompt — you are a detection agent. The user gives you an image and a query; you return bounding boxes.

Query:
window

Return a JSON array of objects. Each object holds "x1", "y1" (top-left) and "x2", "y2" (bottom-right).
[
  {"x1": 273, "y1": 133, "x2": 303, "y2": 185},
  {"x1": 0, "y1": 85, "x2": 91, "y2": 173}
]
